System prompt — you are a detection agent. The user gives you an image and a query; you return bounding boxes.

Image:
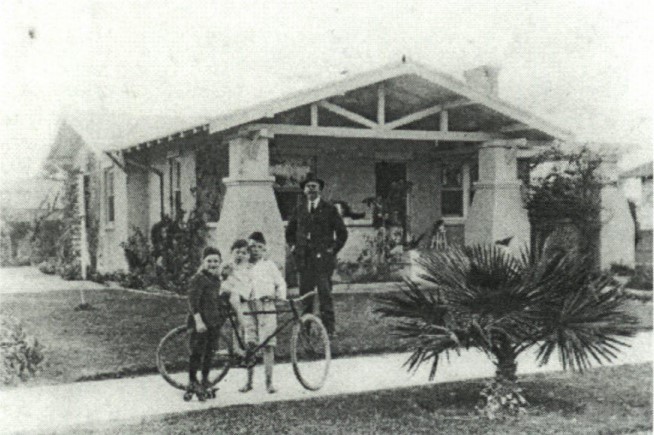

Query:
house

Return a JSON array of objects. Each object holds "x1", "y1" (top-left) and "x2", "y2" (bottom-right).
[
  {"x1": 75, "y1": 59, "x2": 634, "y2": 273},
  {"x1": 620, "y1": 161, "x2": 653, "y2": 267}
]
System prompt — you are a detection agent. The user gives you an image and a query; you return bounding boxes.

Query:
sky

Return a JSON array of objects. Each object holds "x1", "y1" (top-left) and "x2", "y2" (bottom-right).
[{"x1": 1, "y1": 0, "x2": 652, "y2": 187}]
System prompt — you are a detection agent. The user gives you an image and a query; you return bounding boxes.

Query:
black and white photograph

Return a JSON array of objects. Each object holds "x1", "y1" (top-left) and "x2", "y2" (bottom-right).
[{"x1": 0, "y1": 1, "x2": 652, "y2": 433}]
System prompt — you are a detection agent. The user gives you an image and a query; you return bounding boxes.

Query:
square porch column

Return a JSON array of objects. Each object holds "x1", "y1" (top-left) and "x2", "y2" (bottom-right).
[
  {"x1": 210, "y1": 129, "x2": 285, "y2": 269},
  {"x1": 464, "y1": 139, "x2": 530, "y2": 253},
  {"x1": 599, "y1": 154, "x2": 635, "y2": 268}
]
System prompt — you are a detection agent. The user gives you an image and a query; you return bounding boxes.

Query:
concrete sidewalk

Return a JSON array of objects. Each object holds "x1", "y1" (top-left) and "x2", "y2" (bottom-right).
[
  {"x1": 0, "y1": 332, "x2": 651, "y2": 434},
  {"x1": 0, "y1": 267, "x2": 106, "y2": 294}
]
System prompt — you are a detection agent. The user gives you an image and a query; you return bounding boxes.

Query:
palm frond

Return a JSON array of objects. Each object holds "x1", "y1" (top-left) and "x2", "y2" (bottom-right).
[{"x1": 528, "y1": 256, "x2": 639, "y2": 372}]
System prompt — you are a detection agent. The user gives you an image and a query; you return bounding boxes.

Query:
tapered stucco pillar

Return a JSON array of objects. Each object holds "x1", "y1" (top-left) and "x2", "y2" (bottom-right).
[
  {"x1": 211, "y1": 129, "x2": 285, "y2": 270},
  {"x1": 464, "y1": 139, "x2": 530, "y2": 253},
  {"x1": 599, "y1": 154, "x2": 635, "y2": 268}
]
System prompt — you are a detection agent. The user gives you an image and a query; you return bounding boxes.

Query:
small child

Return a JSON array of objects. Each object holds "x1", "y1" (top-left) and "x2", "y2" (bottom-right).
[
  {"x1": 187, "y1": 246, "x2": 223, "y2": 396},
  {"x1": 220, "y1": 239, "x2": 254, "y2": 353},
  {"x1": 240, "y1": 231, "x2": 287, "y2": 394}
]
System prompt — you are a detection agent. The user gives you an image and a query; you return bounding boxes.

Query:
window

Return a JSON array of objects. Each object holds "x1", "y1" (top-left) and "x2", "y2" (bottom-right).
[
  {"x1": 441, "y1": 162, "x2": 464, "y2": 216},
  {"x1": 270, "y1": 155, "x2": 315, "y2": 221},
  {"x1": 104, "y1": 169, "x2": 115, "y2": 223},
  {"x1": 168, "y1": 158, "x2": 182, "y2": 218}
]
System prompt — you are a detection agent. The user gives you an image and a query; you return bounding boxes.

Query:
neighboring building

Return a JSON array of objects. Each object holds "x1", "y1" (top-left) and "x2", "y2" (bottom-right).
[
  {"x1": 0, "y1": 177, "x2": 64, "y2": 264},
  {"x1": 620, "y1": 161, "x2": 653, "y2": 267},
  {"x1": 84, "y1": 59, "x2": 634, "y2": 273}
]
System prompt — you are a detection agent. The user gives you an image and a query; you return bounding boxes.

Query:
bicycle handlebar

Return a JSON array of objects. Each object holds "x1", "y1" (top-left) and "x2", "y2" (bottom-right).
[{"x1": 288, "y1": 290, "x2": 317, "y2": 303}]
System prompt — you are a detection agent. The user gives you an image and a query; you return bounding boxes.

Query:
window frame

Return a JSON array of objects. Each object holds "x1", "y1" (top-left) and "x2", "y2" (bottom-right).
[
  {"x1": 440, "y1": 160, "x2": 470, "y2": 220},
  {"x1": 104, "y1": 169, "x2": 115, "y2": 225},
  {"x1": 168, "y1": 157, "x2": 182, "y2": 219}
]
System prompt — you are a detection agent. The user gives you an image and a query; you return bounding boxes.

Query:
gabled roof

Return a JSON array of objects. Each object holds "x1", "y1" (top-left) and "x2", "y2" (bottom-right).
[
  {"x1": 63, "y1": 112, "x2": 211, "y2": 152},
  {"x1": 111, "y1": 59, "x2": 571, "y2": 152},
  {"x1": 620, "y1": 161, "x2": 653, "y2": 179},
  {"x1": 207, "y1": 59, "x2": 572, "y2": 140}
]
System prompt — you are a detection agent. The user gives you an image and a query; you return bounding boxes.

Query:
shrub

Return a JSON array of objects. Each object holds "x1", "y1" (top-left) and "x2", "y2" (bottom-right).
[
  {"x1": 0, "y1": 316, "x2": 45, "y2": 385},
  {"x1": 37, "y1": 260, "x2": 57, "y2": 275},
  {"x1": 337, "y1": 228, "x2": 406, "y2": 283},
  {"x1": 57, "y1": 261, "x2": 82, "y2": 281},
  {"x1": 626, "y1": 267, "x2": 653, "y2": 291}
]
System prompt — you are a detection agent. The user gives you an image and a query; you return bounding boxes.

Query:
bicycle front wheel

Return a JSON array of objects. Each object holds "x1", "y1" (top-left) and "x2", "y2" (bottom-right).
[
  {"x1": 290, "y1": 314, "x2": 331, "y2": 391},
  {"x1": 156, "y1": 324, "x2": 233, "y2": 391}
]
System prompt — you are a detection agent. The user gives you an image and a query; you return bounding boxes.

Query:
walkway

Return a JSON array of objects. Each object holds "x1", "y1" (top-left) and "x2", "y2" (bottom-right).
[
  {"x1": 0, "y1": 267, "x2": 106, "y2": 294},
  {"x1": 0, "y1": 332, "x2": 651, "y2": 434}
]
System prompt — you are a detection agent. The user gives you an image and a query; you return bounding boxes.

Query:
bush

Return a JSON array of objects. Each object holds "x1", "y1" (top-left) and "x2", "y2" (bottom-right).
[
  {"x1": 37, "y1": 260, "x2": 57, "y2": 275},
  {"x1": 610, "y1": 263, "x2": 635, "y2": 276},
  {"x1": 336, "y1": 228, "x2": 406, "y2": 283},
  {"x1": 626, "y1": 267, "x2": 653, "y2": 291},
  {"x1": 57, "y1": 261, "x2": 82, "y2": 281},
  {"x1": 0, "y1": 316, "x2": 45, "y2": 385}
]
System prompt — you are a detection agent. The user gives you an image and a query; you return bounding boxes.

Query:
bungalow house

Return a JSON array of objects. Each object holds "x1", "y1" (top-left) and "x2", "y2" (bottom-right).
[{"x1": 91, "y1": 59, "x2": 634, "y2": 273}]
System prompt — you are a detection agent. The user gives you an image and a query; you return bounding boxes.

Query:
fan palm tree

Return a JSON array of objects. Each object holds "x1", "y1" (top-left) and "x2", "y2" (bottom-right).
[{"x1": 376, "y1": 244, "x2": 639, "y2": 416}]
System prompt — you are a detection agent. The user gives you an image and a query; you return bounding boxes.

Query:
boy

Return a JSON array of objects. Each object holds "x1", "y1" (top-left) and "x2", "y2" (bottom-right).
[
  {"x1": 187, "y1": 246, "x2": 223, "y2": 398},
  {"x1": 240, "y1": 231, "x2": 287, "y2": 394}
]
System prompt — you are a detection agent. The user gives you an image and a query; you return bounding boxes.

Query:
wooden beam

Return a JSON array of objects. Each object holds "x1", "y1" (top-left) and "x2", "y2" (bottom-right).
[
  {"x1": 377, "y1": 83, "x2": 385, "y2": 126},
  {"x1": 243, "y1": 123, "x2": 500, "y2": 142},
  {"x1": 440, "y1": 110, "x2": 448, "y2": 132},
  {"x1": 310, "y1": 103, "x2": 318, "y2": 126},
  {"x1": 318, "y1": 101, "x2": 378, "y2": 128},
  {"x1": 384, "y1": 104, "x2": 443, "y2": 130},
  {"x1": 500, "y1": 123, "x2": 531, "y2": 133},
  {"x1": 442, "y1": 98, "x2": 474, "y2": 110}
]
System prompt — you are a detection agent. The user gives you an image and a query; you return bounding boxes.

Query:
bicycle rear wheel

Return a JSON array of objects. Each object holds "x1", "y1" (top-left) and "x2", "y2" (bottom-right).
[
  {"x1": 156, "y1": 324, "x2": 234, "y2": 391},
  {"x1": 290, "y1": 314, "x2": 331, "y2": 391}
]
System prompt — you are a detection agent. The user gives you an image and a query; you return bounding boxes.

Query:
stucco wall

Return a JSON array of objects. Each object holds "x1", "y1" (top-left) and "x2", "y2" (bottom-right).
[
  {"x1": 97, "y1": 155, "x2": 129, "y2": 273},
  {"x1": 126, "y1": 167, "x2": 149, "y2": 235}
]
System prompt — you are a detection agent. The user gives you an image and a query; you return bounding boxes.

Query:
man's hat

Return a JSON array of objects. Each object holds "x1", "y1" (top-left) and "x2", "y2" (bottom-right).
[
  {"x1": 248, "y1": 231, "x2": 266, "y2": 245},
  {"x1": 300, "y1": 172, "x2": 325, "y2": 190}
]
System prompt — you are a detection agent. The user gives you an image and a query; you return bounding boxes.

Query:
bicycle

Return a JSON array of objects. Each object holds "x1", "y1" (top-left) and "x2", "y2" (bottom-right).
[{"x1": 156, "y1": 290, "x2": 331, "y2": 401}]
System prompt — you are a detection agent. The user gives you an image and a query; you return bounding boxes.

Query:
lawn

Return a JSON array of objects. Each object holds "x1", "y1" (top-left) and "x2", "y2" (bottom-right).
[
  {"x1": 70, "y1": 362, "x2": 653, "y2": 434},
  {"x1": 1, "y1": 287, "x2": 651, "y2": 388},
  {"x1": 0, "y1": 289, "x2": 406, "y2": 386}
]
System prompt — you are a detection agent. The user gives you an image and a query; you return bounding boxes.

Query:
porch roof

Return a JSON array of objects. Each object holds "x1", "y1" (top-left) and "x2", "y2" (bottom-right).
[
  {"x1": 115, "y1": 59, "x2": 572, "y2": 153},
  {"x1": 620, "y1": 161, "x2": 653, "y2": 180}
]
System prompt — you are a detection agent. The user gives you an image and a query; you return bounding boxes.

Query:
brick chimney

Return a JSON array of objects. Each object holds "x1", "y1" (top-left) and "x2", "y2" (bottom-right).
[{"x1": 463, "y1": 65, "x2": 500, "y2": 96}]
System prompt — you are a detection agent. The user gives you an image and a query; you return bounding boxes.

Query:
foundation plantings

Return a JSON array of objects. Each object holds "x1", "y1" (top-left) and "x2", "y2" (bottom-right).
[{"x1": 376, "y1": 244, "x2": 639, "y2": 419}]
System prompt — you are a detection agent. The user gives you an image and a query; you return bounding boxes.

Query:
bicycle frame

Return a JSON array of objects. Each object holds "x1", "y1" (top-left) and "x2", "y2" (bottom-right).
[{"x1": 221, "y1": 291, "x2": 312, "y2": 362}]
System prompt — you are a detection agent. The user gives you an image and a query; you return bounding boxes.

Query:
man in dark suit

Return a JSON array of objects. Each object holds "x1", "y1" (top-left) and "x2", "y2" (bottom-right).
[{"x1": 285, "y1": 173, "x2": 348, "y2": 337}]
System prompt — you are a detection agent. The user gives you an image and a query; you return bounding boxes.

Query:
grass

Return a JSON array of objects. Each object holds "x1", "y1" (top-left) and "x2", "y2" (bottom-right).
[
  {"x1": 1, "y1": 286, "x2": 651, "y2": 388},
  {"x1": 0, "y1": 289, "x2": 406, "y2": 387},
  {"x1": 70, "y1": 362, "x2": 652, "y2": 434}
]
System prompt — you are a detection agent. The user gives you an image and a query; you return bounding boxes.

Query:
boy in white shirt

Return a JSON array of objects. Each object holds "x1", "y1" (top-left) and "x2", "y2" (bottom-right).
[{"x1": 240, "y1": 231, "x2": 287, "y2": 394}]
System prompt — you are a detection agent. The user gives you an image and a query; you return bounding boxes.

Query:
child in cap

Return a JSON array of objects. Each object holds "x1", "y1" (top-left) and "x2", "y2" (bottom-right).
[{"x1": 240, "y1": 231, "x2": 287, "y2": 394}]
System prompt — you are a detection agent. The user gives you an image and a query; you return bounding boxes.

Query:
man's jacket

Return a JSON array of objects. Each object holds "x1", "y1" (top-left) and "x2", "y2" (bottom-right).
[{"x1": 285, "y1": 198, "x2": 348, "y2": 268}]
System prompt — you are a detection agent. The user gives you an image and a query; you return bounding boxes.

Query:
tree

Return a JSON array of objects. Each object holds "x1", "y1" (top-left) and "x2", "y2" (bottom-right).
[{"x1": 376, "y1": 244, "x2": 639, "y2": 418}]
